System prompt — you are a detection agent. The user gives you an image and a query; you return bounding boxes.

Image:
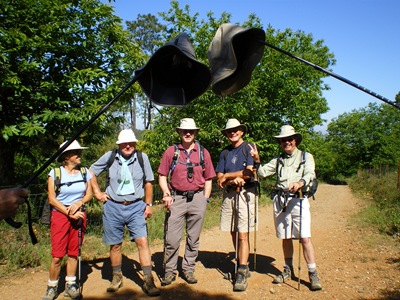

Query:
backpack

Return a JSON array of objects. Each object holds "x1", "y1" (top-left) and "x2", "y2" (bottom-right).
[
  {"x1": 169, "y1": 141, "x2": 205, "y2": 177},
  {"x1": 41, "y1": 167, "x2": 88, "y2": 224},
  {"x1": 105, "y1": 149, "x2": 145, "y2": 188},
  {"x1": 276, "y1": 151, "x2": 318, "y2": 199}
]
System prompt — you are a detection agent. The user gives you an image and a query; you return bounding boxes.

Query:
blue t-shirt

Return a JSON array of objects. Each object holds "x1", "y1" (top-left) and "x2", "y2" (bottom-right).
[
  {"x1": 216, "y1": 142, "x2": 254, "y2": 173},
  {"x1": 48, "y1": 166, "x2": 92, "y2": 206}
]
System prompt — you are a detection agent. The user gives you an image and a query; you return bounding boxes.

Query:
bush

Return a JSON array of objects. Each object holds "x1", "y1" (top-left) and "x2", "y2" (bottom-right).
[{"x1": 349, "y1": 173, "x2": 400, "y2": 237}]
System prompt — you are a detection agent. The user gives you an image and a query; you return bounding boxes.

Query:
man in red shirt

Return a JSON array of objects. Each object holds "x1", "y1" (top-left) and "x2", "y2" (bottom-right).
[{"x1": 158, "y1": 118, "x2": 216, "y2": 286}]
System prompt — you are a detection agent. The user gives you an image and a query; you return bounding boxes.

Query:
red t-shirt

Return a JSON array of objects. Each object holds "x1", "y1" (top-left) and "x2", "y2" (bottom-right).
[{"x1": 158, "y1": 143, "x2": 216, "y2": 191}]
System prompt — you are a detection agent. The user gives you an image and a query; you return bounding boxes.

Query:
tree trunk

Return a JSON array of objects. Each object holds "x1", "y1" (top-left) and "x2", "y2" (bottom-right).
[{"x1": 0, "y1": 140, "x2": 15, "y2": 186}]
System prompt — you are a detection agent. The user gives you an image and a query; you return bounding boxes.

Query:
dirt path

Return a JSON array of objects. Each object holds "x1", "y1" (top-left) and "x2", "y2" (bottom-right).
[{"x1": 1, "y1": 184, "x2": 399, "y2": 300}]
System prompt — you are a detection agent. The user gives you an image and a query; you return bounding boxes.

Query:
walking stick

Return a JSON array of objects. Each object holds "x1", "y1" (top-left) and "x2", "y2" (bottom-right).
[
  {"x1": 163, "y1": 208, "x2": 171, "y2": 275},
  {"x1": 77, "y1": 214, "x2": 83, "y2": 294},
  {"x1": 234, "y1": 186, "x2": 241, "y2": 276},
  {"x1": 298, "y1": 190, "x2": 303, "y2": 291},
  {"x1": 253, "y1": 168, "x2": 259, "y2": 271}
]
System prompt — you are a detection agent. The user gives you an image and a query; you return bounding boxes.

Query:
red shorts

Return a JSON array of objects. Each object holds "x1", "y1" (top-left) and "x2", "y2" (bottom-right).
[{"x1": 50, "y1": 210, "x2": 86, "y2": 258}]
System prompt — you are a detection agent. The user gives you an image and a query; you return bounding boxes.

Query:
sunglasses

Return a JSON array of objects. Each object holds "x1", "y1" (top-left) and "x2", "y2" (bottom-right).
[
  {"x1": 279, "y1": 137, "x2": 295, "y2": 143},
  {"x1": 226, "y1": 128, "x2": 241, "y2": 134},
  {"x1": 182, "y1": 129, "x2": 196, "y2": 135}
]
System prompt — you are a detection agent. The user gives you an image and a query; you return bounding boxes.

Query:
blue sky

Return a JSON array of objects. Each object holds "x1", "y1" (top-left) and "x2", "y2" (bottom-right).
[{"x1": 104, "y1": 0, "x2": 399, "y2": 131}]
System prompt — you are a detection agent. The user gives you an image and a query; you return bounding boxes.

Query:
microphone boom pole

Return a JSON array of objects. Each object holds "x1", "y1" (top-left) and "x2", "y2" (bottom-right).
[{"x1": 258, "y1": 40, "x2": 400, "y2": 110}]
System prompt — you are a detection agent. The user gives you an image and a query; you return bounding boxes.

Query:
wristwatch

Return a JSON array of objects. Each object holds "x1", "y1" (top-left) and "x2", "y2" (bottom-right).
[{"x1": 146, "y1": 203, "x2": 153, "y2": 207}]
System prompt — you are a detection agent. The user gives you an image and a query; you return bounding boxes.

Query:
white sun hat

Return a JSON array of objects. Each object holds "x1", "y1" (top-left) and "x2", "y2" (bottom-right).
[
  {"x1": 116, "y1": 129, "x2": 138, "y2": 144},
  {"x1": 175, "y1": 118, "x2": 200, "y2": 132},
  {"x1": 57, "y1": 140, "x2": 88, "y2": 162}
]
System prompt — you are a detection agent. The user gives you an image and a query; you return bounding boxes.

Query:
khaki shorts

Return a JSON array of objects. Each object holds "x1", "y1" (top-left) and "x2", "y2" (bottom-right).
[
  {"x1": 220, "y1": 186, "x2": 258, "y2": 232},
  {"x1": 273, "y1": 195, "x2": 311, "y2": 239}
]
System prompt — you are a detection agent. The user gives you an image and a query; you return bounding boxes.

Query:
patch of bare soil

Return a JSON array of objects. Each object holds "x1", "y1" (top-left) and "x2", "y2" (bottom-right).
[{"x1": 0, "y1": 184, "x2": 399, "y2": 300}]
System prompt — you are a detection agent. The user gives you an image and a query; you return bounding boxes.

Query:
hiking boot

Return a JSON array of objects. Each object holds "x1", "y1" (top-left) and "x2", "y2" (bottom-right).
[
  {"x1": 245, "y1": 265, "x2": 251, "y2": 278},
  {"x1": 233, "y1": 269, "x2": 248, "y2": 291},
  {"x1": 42, "y1": 285, "x2": 58, "y2": 300},
  {"x1": 142, "y1": 274, "x2": 160, "y2": 297},
  {"x1": 309, "y1": 271, "x2": 322, "y2": 291},
  {"x1": 273, "y1": 266, "x2": 292, "y2": 283},
  {"x1": 182, "y1": 271, "x2": 198, "y2": 284},
  {"x1": 161, "y1": 273, "x2": 176, "y2": 286},
  {"x1": 107, "y1": 271, "x2": 123, "y2": 292},
  {"x1": 63, "y1": 282, "x2": 81, "y2": 299}
]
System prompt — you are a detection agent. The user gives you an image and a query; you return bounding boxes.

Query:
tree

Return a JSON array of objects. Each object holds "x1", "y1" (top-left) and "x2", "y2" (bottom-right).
[
  {"x1": 326, "y1": 102, "x2": 400, "y2": 177},
  {"x1": 141, "y1": 1, "x2": 332, "y2": 169},
  {"x1": 0, "y1": 0, "x2": 145, "y2": 184}
]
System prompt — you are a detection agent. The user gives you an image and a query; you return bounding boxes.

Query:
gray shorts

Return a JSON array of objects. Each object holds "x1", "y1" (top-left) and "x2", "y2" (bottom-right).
[
  {"x1": 220, "y1": 186, "x2": 258, "y2": 232},
  {"x1": 273, "y1": 195, "x2": 311, "y2": 239}
]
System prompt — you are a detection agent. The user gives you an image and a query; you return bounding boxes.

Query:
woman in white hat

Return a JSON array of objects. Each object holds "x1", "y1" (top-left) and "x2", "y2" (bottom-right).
[
  {"x1": 42, "y1": 140, "x2": 92, "y2": 300},
  {"x1": 249, "y1": 125, "x2": 322, "y2": 291}
]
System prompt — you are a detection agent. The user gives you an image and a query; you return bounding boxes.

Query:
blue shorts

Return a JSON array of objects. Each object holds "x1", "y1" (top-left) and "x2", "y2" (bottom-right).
[{"x1": 102, "y1": 199, "x2": 147, "y2": 245}]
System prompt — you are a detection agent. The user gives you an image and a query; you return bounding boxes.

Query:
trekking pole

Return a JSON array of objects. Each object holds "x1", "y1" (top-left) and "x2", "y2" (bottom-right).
[
  {"x1": 253, "y1": 168, "x2": 259, "y2": 271},
  {"x1": 163, "y1": 208, "x2": 171, "y2": 276},
  {"x1": 234, "y1": 186, "x2": 241, "y2": 276},
  {"x1": 77, "y1": 213, "x2": 83, "y2": 294},
  {"x1": 298, "y1": 190, "x2": 303, "y2": 291}
]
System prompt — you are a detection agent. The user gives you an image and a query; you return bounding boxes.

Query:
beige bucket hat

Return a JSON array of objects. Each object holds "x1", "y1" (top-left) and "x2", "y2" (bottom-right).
[
  {"x1": 221, "y1": 118, "x2": 248, "y2": 135},
  {"x1": 274, "y1": 125, "x2": 302, "y2": 145},
  {"x1": 175, "y1": 118, "x2": 199, "y2": 133}
]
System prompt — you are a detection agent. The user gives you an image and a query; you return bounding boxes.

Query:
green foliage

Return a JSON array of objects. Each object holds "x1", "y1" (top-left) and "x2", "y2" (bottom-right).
[
  {"x1": 0, "y1": 223, "x2": 49, "y2": 275},
  {"x1": 349, "y1": 173, "x2": 400, "y2": 237},
  {"x1": 0, "y1": 0, "x2": 146, "y2": 184},
  {"x1": 140, "y1": 1, "x2": 332, "y2": 168},
  {"x1": 327, "y1": 103, "x2": 400, "y2": 177}
]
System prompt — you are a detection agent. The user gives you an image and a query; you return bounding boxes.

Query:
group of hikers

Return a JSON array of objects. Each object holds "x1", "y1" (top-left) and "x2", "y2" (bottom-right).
[{"x1": 38, "y1": 117, "x2": 322, "y2": 299}]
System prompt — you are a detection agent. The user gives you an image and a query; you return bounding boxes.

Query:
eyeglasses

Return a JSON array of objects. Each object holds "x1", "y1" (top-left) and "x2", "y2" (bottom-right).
[
  {"x1": 279, "y1": 137, "x2": 295, "y2": 143},
  {"x1": 120, "y1": 142, "x2": 136, "y2": 148},
  {"x1": 70, "y1": 150, "x2": 82, "y2": 156},
  {"x1": 226, "y1": 128, "x2": 240, "y2": 134},
  {"x1": 182, "y1": 130, "x2": 196, "y2": 135}
]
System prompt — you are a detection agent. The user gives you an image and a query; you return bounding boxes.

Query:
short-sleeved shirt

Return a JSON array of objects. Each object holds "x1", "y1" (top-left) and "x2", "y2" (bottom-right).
[
  {"x1": 216, "y1": 141, "x2": 254, "y2": 175},
  {"x1": 48, "y1": 166, "x2": 92, "y2": 206},
  {"x1": 157, "y1": 142, "x2": 216, "y2": 191},
  {"x1": 90, "y1": 150, "x2": 154, "y2": 201}
]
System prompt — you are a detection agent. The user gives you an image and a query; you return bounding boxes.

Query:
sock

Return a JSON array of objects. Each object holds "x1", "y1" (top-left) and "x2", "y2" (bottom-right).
[
  {"x1": 48, "y1": 279, "x2": 59, "y2": 287},
  {"x1": 112, "y1": 264, "x2": 122, "y2": 273},
  {"x1": 142, "y1": 265, "x2": 152, "y2": 276},
  {"x1": 65, "y1": 276, "x2": 76, "y2": 284},
  {"x1": 284, "y1": 258, "x2": 293, "y2": 268},
  {"x1": 307, "y1": 263, "x2": 316, "y2": 273}
]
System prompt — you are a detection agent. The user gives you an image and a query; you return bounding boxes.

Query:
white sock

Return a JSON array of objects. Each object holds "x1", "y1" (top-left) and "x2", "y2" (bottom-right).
[
  {"x1": 307, "y1": 263, "x2": 316, "y2": 273},
  {"x1": 48, "y1": 279, "x2": 58, "y2": 287},
  {"x1": 65, "y1": 276, "x2": 76, "y2": 284}
]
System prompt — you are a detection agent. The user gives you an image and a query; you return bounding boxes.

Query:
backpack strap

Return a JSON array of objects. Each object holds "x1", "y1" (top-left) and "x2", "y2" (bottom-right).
[
  {"x1": 106, "y1": 149, "x2": 146, "y2": 188},
  {"x1": 54, "y1": 167, "x2": 62, "y2": 195},
  {"x1": 296, "y1": 151, "x2": 306, "y2": 172},
  {"x1": 105, "y1": 149, "x2": 118, "y2": 188},
  {"x1": 169, "y1": 141, "x2": 205, "y2": 178},
  {"x1": 54, "y1": 166, "x2": 88, "y2": 195}
]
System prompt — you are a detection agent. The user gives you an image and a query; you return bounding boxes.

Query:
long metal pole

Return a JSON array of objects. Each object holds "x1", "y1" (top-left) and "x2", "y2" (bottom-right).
[{"x1": 258, "y1": 40, "x2": 400, "y2": 110}]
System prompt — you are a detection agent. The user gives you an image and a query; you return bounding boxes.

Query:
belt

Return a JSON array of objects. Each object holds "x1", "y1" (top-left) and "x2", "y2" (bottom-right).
[
  {"x1": 109, "y1": 198, "x2": 142, "y2": 206},
  {"x1": 173, "y1": 189, "x2": 203, "y2": 196}
]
